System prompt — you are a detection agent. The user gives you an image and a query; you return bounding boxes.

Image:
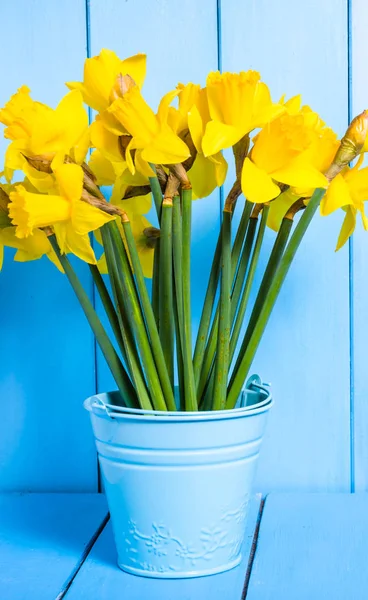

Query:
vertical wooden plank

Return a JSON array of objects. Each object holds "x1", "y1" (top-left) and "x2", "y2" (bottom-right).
[
  {"x1": 221, "y1": 0, "x2": 350, "y2": 490},
  {"x1": 0, "y1": 1, "x2": 98, "y2": 491},
  {"x1": 351, "y1": 0, "x2": 368, "y2": 491},
  {"x1": 88, "y1": 0, "x2": 221, "y2": 392}
]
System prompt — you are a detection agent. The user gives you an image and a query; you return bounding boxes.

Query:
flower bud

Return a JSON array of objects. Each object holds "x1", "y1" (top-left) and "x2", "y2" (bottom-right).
[{"x1": 326, "y1": 110, "x2": 368, "y2": 180}]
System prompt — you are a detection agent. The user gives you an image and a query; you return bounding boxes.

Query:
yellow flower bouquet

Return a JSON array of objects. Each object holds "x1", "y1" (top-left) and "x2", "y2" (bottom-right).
[
  {"x1": 1, "y1": 48, "x2": 368, "y2": 578},
  {"x1": 0, "y1": 49, "x2": 366, "y2": 414}
]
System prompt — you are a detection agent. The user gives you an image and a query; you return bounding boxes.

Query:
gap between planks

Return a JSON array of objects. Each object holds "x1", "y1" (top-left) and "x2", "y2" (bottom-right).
[
  {"x1": 241, "y1": 496, "x2": 267, "y2": 599},
  {"x1": 56, "y1": 514, "x2": 110, "y2": 600}
]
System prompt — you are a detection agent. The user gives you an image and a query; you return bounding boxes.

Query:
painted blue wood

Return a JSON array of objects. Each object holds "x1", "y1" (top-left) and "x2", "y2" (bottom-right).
[
  {"x1": 0, "y1": 1, "x2": 98, "y2": 491},
  {"x1": 221, "y1": 0, "x2": 351, "y2": 491},
  {"x1": 87, "y1": 0, "x2": 221, "y2": 393},
  {"x1": 64, "y1": 495, "x2": 261, "y2": 600},
  {"x1": 246, "y1": 492, "x2": 368, "y2": 599},
  {"x1": 0, "y1": 493, "x2": 108, "y2": 599},
  {"x1": 350, "y1": 0, "x2": 368, "y2": 491}
]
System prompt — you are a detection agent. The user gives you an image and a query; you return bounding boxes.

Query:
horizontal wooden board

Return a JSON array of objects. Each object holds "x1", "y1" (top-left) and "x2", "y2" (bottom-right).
[
  {"x1": 0, "y1": 493, "x2": 108, "y2": 600},
  {"x1": 247, "y1": 492, "x2": 368, "y2": 599}
]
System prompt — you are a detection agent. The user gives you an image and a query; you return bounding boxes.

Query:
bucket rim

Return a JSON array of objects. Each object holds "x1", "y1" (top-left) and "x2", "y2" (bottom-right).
[{"x1": 84, "y1": 389, "x2": 273, "y2": 422}]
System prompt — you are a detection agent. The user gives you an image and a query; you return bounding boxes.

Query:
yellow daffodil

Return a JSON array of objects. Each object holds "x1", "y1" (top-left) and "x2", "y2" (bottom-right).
[
  {"x1": 320, "y1": 156, "x2": 368, "y2": 250},
  {"x1": 241, "y1": 113, "x2": 330, "y2": 204},
  {"x1": 159, "y1": 82, "x2": 227, "y2": 198},
  {"x1": 0, "y1": 85, "x2": 49, "y2": 141},
  {"x1": 0, "y1": 181, "x2": 61, "y2": 269},
  {"x1": 0, "y1": 226, "x2": 62, "y2": 270},
  {"x1": 107, "y1": 79, "x2": 190, "y2": 172},
  {"x1": 0, "y1": 88, "x2": 89, "y2": 183},
  {"x1": 8, "y1": 164, "x2": 115, "y2": 263},
  {"x1": 202, "y1": 70, "x2": 284, "y2": 156},
  {"x1": 67, "y1": 49, "x2": 146, "y2": 113}
]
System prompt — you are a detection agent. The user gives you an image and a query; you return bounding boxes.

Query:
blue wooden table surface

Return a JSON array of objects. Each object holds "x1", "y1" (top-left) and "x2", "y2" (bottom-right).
[{"x1": 1, "y1": 492, "x2": 367, "y2": 599}]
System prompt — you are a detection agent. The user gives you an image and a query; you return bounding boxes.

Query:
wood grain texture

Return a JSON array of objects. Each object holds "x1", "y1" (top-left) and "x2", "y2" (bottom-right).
[
  {"x1": 64, "y1": 495, "x2": 261, "y2": 600},
  {"x1": 246, "y1": 492, "x2": 368, "y2": 600},
  {"x1": 350, "y1": 0, "x2": 368, "y2": 491},
  {"x1": 0, "y1": 493, "x2": 108, "y2": 600},
  {"x1": 87, "y1": 0, "x2": 221, "y2": 393},
  {"x1": 0, "y1": 1, "x2": 98, "y2": 491},
  {"x1": 221, "y1": 0, "x2": 351, "y2": 491}
]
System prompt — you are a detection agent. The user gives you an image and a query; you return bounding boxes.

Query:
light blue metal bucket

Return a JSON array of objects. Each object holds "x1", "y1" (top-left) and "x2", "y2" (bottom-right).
[{"x1": 84, "y1": 376, "x2": 273, "y2": 578}]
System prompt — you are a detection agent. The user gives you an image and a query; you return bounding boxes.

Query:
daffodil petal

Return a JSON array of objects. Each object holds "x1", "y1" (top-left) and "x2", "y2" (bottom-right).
[
  {"x1": 157, "y1": 89, "x2": 180, "y2": 123},
  {"x1": 134, "y1": 150, "x2": 155, "y2": 177},
  {"x1": 188, "y1": 104, "x2": 204, "y2": 153},
  {"x1": 54, "y1": 164, "x2": 84, "y2": 203},
  {"x1": 97, "y1": 252, "x2": 108, "y2": 274},
  {"x1": 321, "y1": 173, "x2": 352, "y2": 216},
  {"x1": 72, "y1": 201, "x2": 115, "y2": 235},
  {"x1": 271, "y1": 160, "x2": 328, "y2": 189},
  {"x1": 188, "y1": 153, "x2": 219, "y2": 199},
  {"x1": 61, "y1": 224, "x2": 97, "y2": 263},
  {"x1": 336, "y1": 207, "x2": 356, "y2": 251},
  {"x1": 140, "y1": 127, "x2": 190, "y2": 165},
  {"x1": 241, "y1": 157, "x2": 280, "y2": 204},
  {"x1": 130, "y1": 214, "x2": 154, "y2": 278},
  {"x1": 120, "y1": 53, "x2": 146, "y2": 89},
  {"x1": 88, "y1": 149, "x2": 116, "y2": 186},
  {"x1": 202, "y1": 121, "x2": 240, "y2": 156},
  {"x1": 209, "y1": 152, "x2": 228, "y2": 186},
  {"x1": 267, "y1": 189, "x2": 300, "y2": 232},
  {"x1": 90, "y1": 119, "x2": 124, "y2": 163}
]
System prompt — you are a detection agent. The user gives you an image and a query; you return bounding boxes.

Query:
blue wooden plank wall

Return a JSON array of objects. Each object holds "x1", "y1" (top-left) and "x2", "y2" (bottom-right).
[{"x1": 0, "y1": 0, "x2": 365, "y2": 493}]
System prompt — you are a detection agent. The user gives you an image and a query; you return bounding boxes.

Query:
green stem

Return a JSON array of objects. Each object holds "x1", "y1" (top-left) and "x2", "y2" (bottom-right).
[
  {"x1": 152, "y1": 242, "x2": 160, "y2": 328},
  {"x1": 200, "y1": 208, "x2": 265, "y2": 409},
  {"x1": 182, "y1": 187, "x2": 197, "y2": 411},
  {"x1": 173, "y1": 277, "x2": 185, "y2": 410},
  {"x1": 101, "y1": 227, "x2": 153, "y2": 410},
  {"x1": 196, "y1": 201, "x2": 254, "y2": 401},
  {"x1": 149, "y1": 168, "x2": 163, "y2": 220},
  {"x1": 230, "y1": 218, "x2": 258, "y2": 320},
  {"x1": 149, "y1": 169, "x2": 163, "y2": 328},
  {"x1": 121, "y1": 217, "x2": 176, "y2": 411},
  {"x1": 212, "y1": 210, "x2": 232, "y2": 410},
  {"x1": 106, "y1": 221, "x2": 168, "y2": 411},
  {"x1": 89, "y1": 264, "x2": 126, "y2": 360},
  {"x1": 230, "y1": 207, "x2": 269, "y2": 367},
  {"x1": 172, "y1": 194, "x2": 185, "y2": 409},
  {"x1": 49, "y1": 235, "x2": 137, "y2": 408},
  {"x1": 226, "y1": 189, "x2": 325, "y2": 409},
  {"x1": 157, "y1": 201, "x2": 175, "y2": 387},
  {"x1": 193, "y1": 200, "x2": 253, "y2": 385},
  {"x1": 242, "y1": 215, "x2": 294, "y2": 350}
]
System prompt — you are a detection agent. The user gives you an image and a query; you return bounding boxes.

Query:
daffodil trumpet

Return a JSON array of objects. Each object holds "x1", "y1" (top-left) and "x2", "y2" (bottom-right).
[{"x1": 1, "y1": 51, "x2": 367, "y2": 413}]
